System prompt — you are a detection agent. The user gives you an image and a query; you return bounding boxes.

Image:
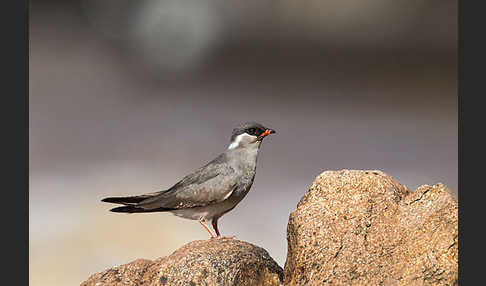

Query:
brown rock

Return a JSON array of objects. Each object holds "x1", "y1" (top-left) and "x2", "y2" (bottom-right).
[
  {"x1": 284, "y1": 169, "x2": 458, "y2": 286},
  {"x1": 81, "y1": 239, "x2": 283, "y2": 286}
]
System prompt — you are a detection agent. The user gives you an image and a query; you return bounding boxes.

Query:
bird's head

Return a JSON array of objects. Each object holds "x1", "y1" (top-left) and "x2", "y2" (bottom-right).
[{"x1": 228, "y1": 122, "x2": 276, "y2": 150}]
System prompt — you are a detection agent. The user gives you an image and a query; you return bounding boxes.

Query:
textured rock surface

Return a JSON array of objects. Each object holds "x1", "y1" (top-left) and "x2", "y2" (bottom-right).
[
  {"x1": 81, "y1": 239, "x2": 283, "y2": 286},
  {"x1": 284, "y1": 169, "x2": 458, "y2": 286}
]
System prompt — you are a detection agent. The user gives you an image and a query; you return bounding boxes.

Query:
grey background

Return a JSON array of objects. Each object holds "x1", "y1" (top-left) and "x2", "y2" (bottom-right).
[{"x1": 30, "y1": 1, "x2": 457, "y2": 285}]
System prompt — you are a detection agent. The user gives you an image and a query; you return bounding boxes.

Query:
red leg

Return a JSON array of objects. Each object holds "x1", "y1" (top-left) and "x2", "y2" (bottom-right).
[
  {"x1": 211, "y1": 219, "x2": 235, "y2": 239},
  {"x1": 199, "y1": 220, "x2": 216, "y2": 238},
  {"x1": 212, "y1": 219, "x2": 221, "y2": 237}
]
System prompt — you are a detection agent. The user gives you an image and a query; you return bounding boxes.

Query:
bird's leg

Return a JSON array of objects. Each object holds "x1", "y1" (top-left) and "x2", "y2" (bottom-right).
[
  {"x1": 212, "y1": 218, "x2": 235, "y2": 239},
  {"x1": 199, "y1": 220, "x2": 216, "y2": 239},
  {"x1": 212, "y1": 218, "x2": 221, "y2": 237}
]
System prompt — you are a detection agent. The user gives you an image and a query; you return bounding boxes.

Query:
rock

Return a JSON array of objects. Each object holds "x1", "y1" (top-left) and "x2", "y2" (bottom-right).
[
  {"x1": 81, "y1": 239, "x2": 283, "y2": 286},
  {"x1": 284, "y1": 169, "x2": 458, "y2": 286},
  {"x1": 83, "y1": 169, "x2": 457, "y2": 286}
]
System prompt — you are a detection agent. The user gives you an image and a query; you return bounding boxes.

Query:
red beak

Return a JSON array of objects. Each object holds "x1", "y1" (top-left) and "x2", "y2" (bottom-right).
[{"x1": 258, "y1": 129, "x2": 276, "y2": 140}]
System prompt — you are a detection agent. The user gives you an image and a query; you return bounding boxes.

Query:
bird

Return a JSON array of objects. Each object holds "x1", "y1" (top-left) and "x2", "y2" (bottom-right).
[{"x1": 101, "y1": 122, "x2": 276, "y2": 239}]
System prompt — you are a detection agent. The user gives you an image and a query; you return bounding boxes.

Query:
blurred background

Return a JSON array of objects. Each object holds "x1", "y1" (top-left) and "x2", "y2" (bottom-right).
[{"x1": 29, "y1": 0, "x2": 457, "y2": 285}]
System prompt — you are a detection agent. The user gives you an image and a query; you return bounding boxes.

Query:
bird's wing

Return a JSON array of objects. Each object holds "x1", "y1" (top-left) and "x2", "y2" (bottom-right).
[{"x1": 136, "y1": 154, "x2": 238, "y2": 210}]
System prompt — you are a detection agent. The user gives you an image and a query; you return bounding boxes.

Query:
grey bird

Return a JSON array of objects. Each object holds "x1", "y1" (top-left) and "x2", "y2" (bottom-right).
[{"x1": 101, "y1": 122, "x2": 276, "y2": 239}]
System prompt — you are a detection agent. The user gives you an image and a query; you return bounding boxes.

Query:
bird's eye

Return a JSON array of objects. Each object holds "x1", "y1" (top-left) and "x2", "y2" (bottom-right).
[{"x1": 248, "y1": 128, "x2": 256, "y2": 135}]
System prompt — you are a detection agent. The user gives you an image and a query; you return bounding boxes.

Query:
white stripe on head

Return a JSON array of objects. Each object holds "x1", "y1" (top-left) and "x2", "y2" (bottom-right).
[{"x1": 228, "y1": 133, "x2": 257, "y2": 149}]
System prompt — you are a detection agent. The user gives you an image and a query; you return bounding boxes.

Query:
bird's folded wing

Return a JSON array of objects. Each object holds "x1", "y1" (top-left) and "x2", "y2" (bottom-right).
[{"x1": 136, "y1": 159, "x2": 237, "y2": 210}]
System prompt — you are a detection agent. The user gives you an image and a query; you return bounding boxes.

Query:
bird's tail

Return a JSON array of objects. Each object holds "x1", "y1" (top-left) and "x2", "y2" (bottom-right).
[
  {"x1": 108, "y1": 205, "x2": 173, "y2": 213},
  {"x1": 101, "y1": 195, "x2": 149, "y2": 205},
  {"x1": 101, "y1": 193, "x2": 175, "y2": 213}
]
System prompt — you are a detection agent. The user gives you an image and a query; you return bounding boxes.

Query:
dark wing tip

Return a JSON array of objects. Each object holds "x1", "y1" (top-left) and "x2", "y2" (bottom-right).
[
  {"x1": 101, "y1": 196, "x2": 150, "y2": 205},
  {"x1": 109, "y1": 205, "x2": 176, "y2": 213},
  {"x1": 109, "y1": 206, "x2": 137, "y2": 213},
  {"x1": 101, "y1": 197, "x2": 119, "y2": 203}
]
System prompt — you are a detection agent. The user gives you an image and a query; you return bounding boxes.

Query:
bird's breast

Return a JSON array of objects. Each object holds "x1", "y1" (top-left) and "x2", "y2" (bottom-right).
[{"x1": 232, "y1": 170, "x2": 256, "y2": 198}]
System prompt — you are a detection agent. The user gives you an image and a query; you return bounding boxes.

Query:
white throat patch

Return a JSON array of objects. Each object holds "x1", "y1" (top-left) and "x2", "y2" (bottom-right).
[{"x1": 228, "y1": 133, "x2": 257, "y2": 149}]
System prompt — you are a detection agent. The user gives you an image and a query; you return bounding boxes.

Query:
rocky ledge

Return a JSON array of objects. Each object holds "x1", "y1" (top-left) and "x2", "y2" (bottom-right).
[
  {"x1": 82, "y1": 170, "x2": 457, "y2": 286},
  {"x1": 81, "y1": 239, "x2": 283, "y2": 286},
  {"x1": 284, "y1": 170, "x2": 458, "y2": 286}
]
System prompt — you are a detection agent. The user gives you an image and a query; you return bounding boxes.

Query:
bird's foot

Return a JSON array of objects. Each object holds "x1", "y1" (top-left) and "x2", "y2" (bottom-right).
[{"x1": 213, "y1": 235, "x2": 235, "y2": 240}]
